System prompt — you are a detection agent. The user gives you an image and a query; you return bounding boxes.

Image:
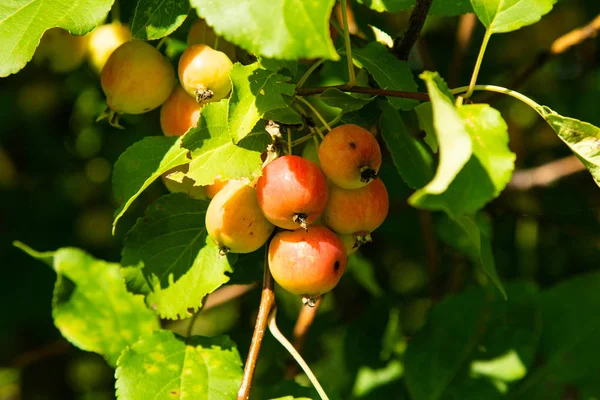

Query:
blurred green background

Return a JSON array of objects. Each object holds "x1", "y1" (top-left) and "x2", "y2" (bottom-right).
[{"x1": 1, "y1": 0, "x2": 599, "y2": 398}]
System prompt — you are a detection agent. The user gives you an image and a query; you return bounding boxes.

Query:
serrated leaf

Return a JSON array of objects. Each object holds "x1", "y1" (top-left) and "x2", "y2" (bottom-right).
[
  {"x1": 183, "y1": 102, "x2": 269, "y2": 186},
  {"x1": 259, "y1": 57, "x2": 298, "y2": 77},
  {"x1": 512, "y1": 272, "x2": 600, "y2": 399},
  {"x1": 112, "y1": 136, "x2": 190, "y2": 234},
  {"x1": 405, "y1": 284, "x2": 538, "y2": 400},
  {"x1": 430, "y1": 0, "x2": 473, "y2": 16},
  {"x1": 191, "y1": 0, "x2": 338, "y2": 60},
  {"x1": 0, "y1": 0, "x2": 113, "y2": 77},
  {"x1": 380, "y1": 102, "x2": 434, "y2": 190},
  {"x1": 15, "y1": 243, "x2": 159, "y2": 367},
  {"x1": 357, "y1": 0, "x2": 415, "y2": 12},
  {"x1": 537, "y1": 106, "x2": 600, "y2": 188},
  {"x1": 411, "y1": 72, "x2": 471, "y2": 197},
  {"x1": 130, "y1": 0, "x2": 189, "y2": 40},
  {"x1": 352, "y1": 42, "x2": 419, "y2": 110},
  {"x1": 471, "y1": 0, "x2": 557, "y2": 34},
  {"x1": 319, "y1": 88, "x2": 375, "y2": 113},
  {"x1": 229, "y1": 63, "x2": 296, "y2": 143},
  {"x1": 116, "y1": 330, "x2": 242, "y2": 399},
  {"x1": 121, "y1": 193, "x2": 235, "y2": 319}
]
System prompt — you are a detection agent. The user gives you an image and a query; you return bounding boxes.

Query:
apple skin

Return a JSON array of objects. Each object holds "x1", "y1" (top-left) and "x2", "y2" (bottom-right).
[
  {"x1": 178, "y1": 44, "x2": 233, "y2": 104},
  {"x1": 318, "y1": 124, "x2": 382, "y2": 189},
  {"x1": 101, "y1": 41, "x2": 175, "y2": 115},
  {"x1": 87, "y1": 23, "x2": 130, "y2": 73},
  {"x1": 186, "y1": 19, "x2": 237, "y2": 62},
  {"x1": 206, "y1": 180, "x2": 274, "y2": 254},
  {"x1": 322, "y1": 178, "x2": 389, "y2": 235},
  {"x1": 205, "y1": 179, "x2": 229, "y2": 199},
  {"x1": 256, "y1": 155, "x2": 329, "y2": 230},
  {"x1": 160, "y1": 86, "x2": 202, "y2": 137},
  {"x1": 268, "y1": 225, "x2": 347, "y2": 297}
]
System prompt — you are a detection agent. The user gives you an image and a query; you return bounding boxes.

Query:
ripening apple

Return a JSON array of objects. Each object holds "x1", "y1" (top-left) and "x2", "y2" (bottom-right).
[
  {"x1": 206, "y1": 180, "x2": 274, "y2": 254},
  {"x1": 322, "y1": 178, "x2": 389, "y2": 240},
  {"x1": 178, "y1": 44, "x2": 233, "y2": 104},
  {"x1": 87, "y1": 23, "x2": 131, "y2": 73},
  {"x1": 34, "y1": 28, "x2": 88, "y2": 73},
  {"x1": 186, "y1": 19, "x2": 237, "y2": 62},
  {"x1": 256, "y1": 155, "x2": 328, "y2": 230},
  {"x1": 160, "y1": 86, "x2": 202, "y2": 136},
  {"x1": 268, "y1": 225, "x2": 347, "y2": 298},
  {"x1": 101, "y1": 40, "x2": 175, "y2": 116},
  {"x1": 318, "y1": 124, "x2": 382, "y2": 189}
]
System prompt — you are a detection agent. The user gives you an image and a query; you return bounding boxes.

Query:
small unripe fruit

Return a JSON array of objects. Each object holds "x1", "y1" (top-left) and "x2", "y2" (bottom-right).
[
  {"x1": 178, "y1": 44, "x2": 233, "y2": 104},
  {"x1": 205, "y1": 178, "x2": 229, "y2": 199},
  {"x1": 269, "y1": 225, "x2": 347, "y2": 298},
  {"x1": 160, "y1": 86, "x2": 202, "y2": 136},
  {"x1": 187, "y1": 19, "x2": 237, "y2": 62},
  {"x1": 87, "y1": 23, "x2": 130, "y2": 73},
  {"x1": 35, "y1": 28, "x2": 87, "y2": 73},
  {"x1": 322, "y1": 178, "x2": 389, "y2": 237},
  {"x1": 256, "y1": 155, "x2": 328, "y2": 230},
  {"x1": 206, "y1": 180, "x2": 274, "y2": 254},
  {"x1": 318, "y1": 124, "x2": 382, "y2": 189},
  {"x1": 101, "y1": 41, "x2": 175, "y2": 115}
]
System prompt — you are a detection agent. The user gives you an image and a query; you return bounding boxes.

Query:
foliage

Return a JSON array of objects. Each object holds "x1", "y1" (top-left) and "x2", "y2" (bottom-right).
[{"x1": 2, "y1": 0, "x2": 600, "y2": 398}]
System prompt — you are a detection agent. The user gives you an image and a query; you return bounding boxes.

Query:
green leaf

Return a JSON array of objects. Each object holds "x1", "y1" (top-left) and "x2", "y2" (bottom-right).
[
  {"x1": 430, "y1": 0, "x2": 473, "y2": 16},
  {"x1": 319, "y1": 88, "x2": 375, "y2": 113},
  {"x1": 263, "y1": 107, "x2": 304, "y2": 125},
  {"x1": 471, "y1": 0, "x2": 557, "y2": 34},
  {"x1": 130, "y1": 0, "x2": 189, "y2": 40},
  {"x1": 16, "y1": 243, "x2": 159, "y2": 367},
  {"x1": 258, "y1": 57, "x2": 298, "y2": 77},
  {"x1": 183, "y1": 102, "x2": 270, "y2": 186},
  {"x1": 191, "y1": 0, "x2": 338, "y2": 60},
  {"x1": 352, "y1": 42, "x2": 419, "y2": 110},
  {"x1": 415, "y1": 102, "x2": 438, "y2": 152},
  {"x1": 410, "y1": 72, "x2": 472, "y2": 202},
  {"x1": 380, "y1": 101, "x2": 434, "y2": 190},
  {"x1": 512, "y1": 272, "x2": 600, "y2": 399},
  {"x1": 411, "y1": 82, "x2": 515, "y2": 216},
  {"x1": 0, "y1": 0, "x2": 113, "y2": 77},
  {"x1": 356, "y1": 0, "x2": 415, "y2": 12},
  {"x1": 441, "y1": 214, "x2": 506, "y2": 298},
  {"x1": 112, "y1": 136, "x2": 189, "y2": 234},
  {"x1": 458, "y1": 104, "x2": 516, "y2": 196},
  {"x1": 346, "y1": 253, "x2": 385, "y2": 297},
  {"x1": 116, "y1": 330, "x2": 242, "y2": 399},
  {"x1": 405, "y1": 284, "x2": 539, "y2": 400},
  {"x1": 229, "y1": 63, "x2": 296, "y2": 143},
  {"x1": 121, "y1": 193, "x2": 235, "y2": 319},
  {"x1": 537, "y1": 106, "x2": 600, "y2": 188}
]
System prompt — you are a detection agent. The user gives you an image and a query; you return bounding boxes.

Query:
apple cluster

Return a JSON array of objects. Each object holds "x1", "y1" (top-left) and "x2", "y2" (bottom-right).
[
  {"x1": 86, "y1": 19, "x2": 390, "y2": 303},
  {"x1": 204, "y1": 124, "x2": 389, "y2": 304}
]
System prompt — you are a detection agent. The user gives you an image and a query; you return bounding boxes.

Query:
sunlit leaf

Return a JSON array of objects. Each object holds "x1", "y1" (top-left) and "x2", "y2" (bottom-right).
[
  {"x1": 471, "y1": 0, "x2": 557, "y2": 34},
  {"x1": 131, "y1": 0, "x2": 189, "y2": 40}
]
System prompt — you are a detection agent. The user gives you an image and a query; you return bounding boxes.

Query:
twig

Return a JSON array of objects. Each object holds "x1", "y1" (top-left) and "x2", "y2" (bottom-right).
[
  {"x1": 483, "y1": 14, "x2": 600, "y2": 101},
  {"x1": 392, "y1": 0, "x2": 434, "y2": 60},
  {"x1": 237, "y1": 246, "x2": 276, "y2": 400},
  {"x1": 507, "y1": 155, "x2": 585, "y2": 190},
  {"x1": 419, "y1": 210, "x2": 441, "y2": 301},
  {"x1": 448, "y1": 13, "x2": 478, "y2": 88},
  {"x1": 285, "y1": 297, "x2": 322, "y2": 378},
  {"x1": 10, "y1": 340, "x2": 70, "y2": 368},
  {"x1": 268, "y1": 308, "x2": 329, "y2": 400},
  {"x1": 296, "y1": 85, "x2": 429, "y2": 101}
]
